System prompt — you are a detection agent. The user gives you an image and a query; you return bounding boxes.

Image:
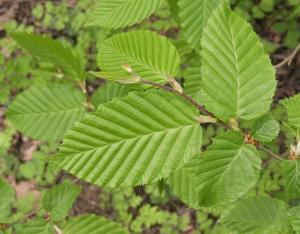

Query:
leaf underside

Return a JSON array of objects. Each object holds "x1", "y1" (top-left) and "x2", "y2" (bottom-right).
[
  {"x1": 98, "y1": 30, "x2": 180, "y2": 84},
  {"x1": 10, "y1": 32, "x2": 85, "y2": 80},
  {"x1": 7, "y1": 84, "x2": 86, "y2": 141},
  {"x1": 54, "y1": 90, "x2": 202, "y2": 188},
  {"x1": 201, "y1": 2, "x2": 276, "y2": 121},
  {"x1": 86, "y1": 0, "x2": 162, "y2": 29}
]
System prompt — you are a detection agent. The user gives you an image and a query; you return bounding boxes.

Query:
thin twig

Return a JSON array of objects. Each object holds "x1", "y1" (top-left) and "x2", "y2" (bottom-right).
[
  {"x1": 275, "y1": 42, "x2": 300, "y2": 69},
  {"x1": 139, "y1": 79, "x2": 213, "y2": 117},
  {"x1": 259, "y1": 145, "x2": 282, "y2": 161}
]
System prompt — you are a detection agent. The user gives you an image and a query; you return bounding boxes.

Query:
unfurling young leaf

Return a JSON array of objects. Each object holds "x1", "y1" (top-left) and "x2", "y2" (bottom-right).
[
  {"x1": 97, "y1": 30, "x2": 180, "y2": 84},
  {"x1": 86, "y1": 0, "x2": 162, "y2": 29},
  {"x1": 196, "y1": 131, "x2": 261, "y2": 208},
  {"x1": 10, "y1": 32, "x2": 85, "y2": 80},
  {"x1": 63, "y1": 214, "x2": 128, "y2": 234},
  {"x1": 222, "y1": 196, "x2": 293, "y2": 234},
  {"x1": 6, "y1": 84, "x2": 87, "y2": 142},
  {"x1": 53, "y1": 90, "x2": 202, "y2": 188},
  {"x1": 201, "y1": 2, "x2": 276, "y2": 121},
  {"x1": 42, "y1": 180, "x2": 81, "y2": 221}
]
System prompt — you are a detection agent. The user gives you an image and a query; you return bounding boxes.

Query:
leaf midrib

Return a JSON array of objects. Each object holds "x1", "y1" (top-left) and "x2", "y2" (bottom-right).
[
  {"x1": 227, "y1": 14, "x2": 240, "y2": 119},
  {"x1": 60, "y1": 122, "x2": 199, "y2": 156}
]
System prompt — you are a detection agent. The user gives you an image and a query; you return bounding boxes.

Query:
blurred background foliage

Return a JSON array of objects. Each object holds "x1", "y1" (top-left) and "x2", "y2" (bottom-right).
[{"x1": 0, "y1": 0, "x2": 299, "y2": 233}]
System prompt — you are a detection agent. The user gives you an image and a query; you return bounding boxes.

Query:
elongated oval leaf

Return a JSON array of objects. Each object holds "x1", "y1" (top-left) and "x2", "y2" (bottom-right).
[
  {"x1": 196, "y1": 131, "x2": 261, "y2": 207},
  {"x1": 86, "y1": 0, "x2": 162, "y2": 29},
  {"x1": 53, "y1": 90, "x2": 202, "y2": 188},
  {"x1": 92, "y1": 82, "x2": 132, "y2": 108},
  {"x1": 284, "y1": 159, "x2": 300, "y2": 200},
  {"x1": 64, "y1": 215, "x2": 128, "y2": 234},
  {"x1": 98, "y1": 30, "x2": 180, "y2": 84},
  {"x1": 201, "y1": 2, "x2": 276, "y2": 121},
  {"x1": 10, "y1": 32, "x2": 85, "y2": 80},
  {"x1": 42, "y1": 180, "x2": 81, "y2": 221},
  {"x1": 222, "y1": 196, "x2": 292, "y2": 234},
  {"x1": 7, "y1": 84, "x2": 86, "y2": 142},
  {"x1": 178, "y1": 0, "x2": 220, "y2": 50},
  {"x1": 167, "y1": 156, "x2": 202, "y2": 208}
]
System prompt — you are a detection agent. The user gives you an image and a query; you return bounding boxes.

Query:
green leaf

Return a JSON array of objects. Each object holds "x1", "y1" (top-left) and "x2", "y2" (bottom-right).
[
  {"x1": 167, "y1": 156, "x2": 202, "y2": 208},
  {"x1": 10, "y1": 32, "x2": 85, "y2": 80},
  {"x1": 53, "y1": 90, "x2": 202, "y2": 188},
  {"x1": 86, "y1": 0, "x2": 162, "y2": 29},
  {"x1": 92, "y1": 82, "x2": 132, "y2": 108},
  {"x1": 63, "y1": 215, "x2": 128, "y2": 234},
  {"x1": 196, "y1": 131, "x2": 261, "y2": 207},
  {"x1": 183, "y1": 60, "x2": 202, "y2": 102},
  {"x1": 98, "y1": 30, "x2": 180, "y2": 84},
  {"x1": 201, "y1": 2, "x2": 276, "y2": 121},
  {"x1": 284, "y1": 159, "x2": 300, "y2": 200},
  {"x1": 222, "y1": 196, "x2": 292, "y2": 234},
  {"x1": 0, "y1": 179, "x2": 15, "y2": 222},
  {"x1": 251, "y1": 114, "x2": 280, "y2": 142},
  {"x1": 7, "y1": 84, "x2": 86, "y2": 142},
  {"x1": 281, "y1": 94, "x2": 300, "y2": 129},
  {"x1": 42, "y1": 180, "x2": 81, "y2": 221},
  {"x1": 178, "y1": 0, "x2": 220, "y2": 50},
  {"x1": 15, "y1": 219, "x2": 54, "y2": 234},
  {"x1": 290, "y1": 205, "x2": 300, "y2": 234}
]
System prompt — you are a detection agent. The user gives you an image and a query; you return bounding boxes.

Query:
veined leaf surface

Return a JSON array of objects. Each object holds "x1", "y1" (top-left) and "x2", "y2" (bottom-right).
[
  {"x1": 98, "y1": 30, "x2": 180, "y2": 84},
  {"x1": 54, "y1": 90, "x2": 202, "y2": 188},
  {"x1": 42, "y1": 180, "x2": 81, "y2": 221},
  {"x1": 86, "y1": 0, "x2": 162, "y2": 29},
  {"x1": 15, "y1": 220, "x2": 54, "y2": 234},
  {"x1": 7, "y1": 84, "x2": 86, "y2": 141},
  {"x1": 222, "y1": 196, "x2": 292, "y2": 234},
  {"x1": 0, "y1": 179, "x2": 15, "y2": 222},
  {"x1": 178, "y1": 0, "x2": 220, "y2": 50},
  {"x1": 64, "y1": 215, "x2": 128, "y2": 234},
  {"x1": 284, "y1": 159, "x2": 300, "y2": 200},
  {"x1": 201, "y1": 2, "x2": 276, "y2": 121},
  {"x1": 167, "y1": 156, "x2": 202, "y2": 208},
  {"x1": 281, "y1": 94, "x2": 300, "y2": 129},
  {"x1": 92, "y1": 82, "x2": 132, "y2": 108},
  {"x1": 196, "y1": 131, "x2": 261, "y2": 207}
]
